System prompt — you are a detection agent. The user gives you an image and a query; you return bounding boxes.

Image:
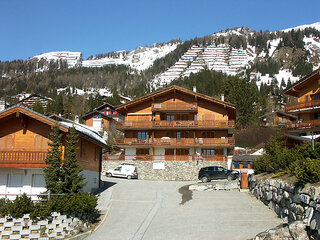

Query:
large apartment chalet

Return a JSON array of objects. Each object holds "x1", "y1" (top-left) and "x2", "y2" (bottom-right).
[
  {"x1": 284, "y1": 68, "x2": 320, "y2": 138},
  {"x1": 0, "y1": 105, "x2": 109, "y2": 199},
  {"x1": 107, "y1": 85, "x2": 236, "y2": 161}
]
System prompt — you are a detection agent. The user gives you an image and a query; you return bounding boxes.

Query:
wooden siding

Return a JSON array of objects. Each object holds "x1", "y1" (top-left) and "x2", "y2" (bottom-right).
[{"x1": 103, "y1": 154, "x2": 227, "y2": 161}]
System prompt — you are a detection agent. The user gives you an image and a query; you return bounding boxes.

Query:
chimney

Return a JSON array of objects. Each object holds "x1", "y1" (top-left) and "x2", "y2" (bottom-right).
[
  {"x1": 193, "y1": 86, "x2": 197, "y2": 92},
  {"x1": 221, "y1": 94, "x2": 224, "y2": 101}
]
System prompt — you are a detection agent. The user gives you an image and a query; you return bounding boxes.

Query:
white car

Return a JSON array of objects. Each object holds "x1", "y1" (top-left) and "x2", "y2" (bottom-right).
[{"x1": 106, "y1": 164, "x2": 138, "y2": 179}]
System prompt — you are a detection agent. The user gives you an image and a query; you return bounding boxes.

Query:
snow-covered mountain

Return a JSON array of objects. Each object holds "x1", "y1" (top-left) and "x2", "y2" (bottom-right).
[
  {"x1": 26, "y1": 22, "x2": 320, "y2": 90},
  {"x1": 32, "y1": 51, "x2": 82, "y2": 68},
  {"x1": 82, "y1": 43, "x2": 179, "y2": 71}
]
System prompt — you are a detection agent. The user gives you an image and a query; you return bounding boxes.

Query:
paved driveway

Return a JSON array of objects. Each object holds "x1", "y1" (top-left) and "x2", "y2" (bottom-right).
[{"x1": 87, "y1": 177, "x2": 282, "y2": 240}]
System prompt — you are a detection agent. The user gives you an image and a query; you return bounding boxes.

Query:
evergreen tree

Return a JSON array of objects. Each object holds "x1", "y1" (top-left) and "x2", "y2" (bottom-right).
[
  {"x1": 62, "y1": 127, "x2": 86, "y2": 194},
  {"x1": 43, "y1": 125, "x2": 63, "y2": 194},
  {"x1": 32, "y1": 101, "x2": 44, "y2": 114}
]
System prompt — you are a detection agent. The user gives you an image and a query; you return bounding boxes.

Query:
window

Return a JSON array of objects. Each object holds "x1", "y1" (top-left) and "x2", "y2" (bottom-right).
[
  {"x1": 202, "y1": 149, "x2": 215, "y2": 156},
  {"x1": 242, "y1": 162, "x2": 249, "y2": 168},
  {"x1": 312, "y1": 94, "x2": 320, "y2": 101},
  {"x1": 138, "y1": 132, "x2": 148, "y2": 140},
  {"x1": 233, "y1": 162, "x2": 240, "y2": 169},
  {"x1": 8, "y1": 174, "x2": 23, "y2": 188},
  {"x1": 315, "y1": 113, "x2": 320, "y2": 120},
  {"x1": 177, "y1": 132, "x2": 181, "y2": 140},
  {"x1": 32, "y1": 174, "x2": 45, "y2": 188},
  {"x1": 80, "y1": 140, "x2": 86, "y2": 157},
  {"x1": 166, "y1": 115, "x2": 175, "y2": 121},
  {"x1": 282, "y1": 117, "x2": 286, "y2": 123}
]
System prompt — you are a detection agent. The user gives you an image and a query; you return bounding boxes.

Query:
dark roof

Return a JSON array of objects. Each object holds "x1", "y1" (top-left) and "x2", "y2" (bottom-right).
[
  {"x1": 284, "y1": 68, "x2": 320, "y2": 96},
  {"x1": 82, "y1": 109, "x2": 114, "y2": 121},
  {"x1": 116, "y1": 85, "x2": 235, "y2": 111},
  {"x1": 232, "y1": 155, "x2": 260, "y2": 162},
  {"x1": 18, "y1": 94, "x2": 52, "y2": 103},
  {"x1": 261, "y1": 111, "x2": 298, "y2": 120}
]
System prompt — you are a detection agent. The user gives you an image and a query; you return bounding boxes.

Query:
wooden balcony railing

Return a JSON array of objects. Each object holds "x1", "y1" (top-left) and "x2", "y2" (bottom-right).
[
  {"x1": 152, "y1": 102, "x2": 197, "y2": 112},
  {"x1": 103, "y1": 154, "x2": 227, "y2": 162},
  {"x1": 0, "y1": 151, "x2": 48, "y2": 167},
  {"x1": 286, "y1": 119, "x2": 320, "y2": 130},
  {"x1": 115, "y1": 137, "x2": 235, "y2": 147},
  {"x1": 285, "y1": 99, "x2": 320, "y2": 111},
  {"x1": 117, "y1": 120, "x2": 235, "y2": 129}
]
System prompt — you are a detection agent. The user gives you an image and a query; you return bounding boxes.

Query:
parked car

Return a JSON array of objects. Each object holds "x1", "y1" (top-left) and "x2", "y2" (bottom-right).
[
  {"x1": 198, "y1": 166, "x2": 239, "y2": 183},
  {"x1": 106, "y1": 164, "x2": 138, "y2": 179}
]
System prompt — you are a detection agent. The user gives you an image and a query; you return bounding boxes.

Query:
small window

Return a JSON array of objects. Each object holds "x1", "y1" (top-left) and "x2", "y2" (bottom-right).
[
  {"x1": 177, "y1": 132, "x2": 181, "y2": 140},
  {"x1": 81, "y1": 140, "x2": 86, "y2": 157},
  {"x1": 32, "y1": 174, "x2": 45, "y2": 188},
  {"x1": 8, "y1": 174, "x2": 23, "y2": 188},
  {"x1": 242, "y1": 162, "x2": 249, "y2": 168},
  {"x1": 233, "y1": 162, "x2": 240, "y2": 169}
]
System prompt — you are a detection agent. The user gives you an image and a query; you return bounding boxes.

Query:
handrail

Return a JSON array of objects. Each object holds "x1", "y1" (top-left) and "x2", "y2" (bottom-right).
[
  {"x1": 103, "y1": 154, "x2": 227, "y2": 162},
  {"x1": 285, "y1": 99, "x2": 320, "y2": 111},
  {"x1": 0, "y1": 151, "x2": 48, "y2": 164},
  {"x1": 115, "y1": 137, "x2": 235, "y2": 147},
  {"x1": 152, "y1": 102, "x2": 197, "y2": 111},
  {"x1": 117, "y1": 120, "x2": 235, "y2": 129},
  {"x1": 285, "y1": 119, "x2": 320, "y2": 130}
]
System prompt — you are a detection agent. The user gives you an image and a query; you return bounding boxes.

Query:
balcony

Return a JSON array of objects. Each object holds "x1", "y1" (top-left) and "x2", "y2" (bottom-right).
[
  {"x1": 286, "y1": 119, "x2": 320, "y2": 130},
  {"x1": 152, "y1": 102, "x2": 197, "y2": 112},
  {"x1": 116, "y1": 120, "x2": 235, "y2": 130},
  {"x1": 115, "y1": 137, "x2": 235, "y2": 147},
  {"x1": 0, "y1": 151, "x2": 48, "y2": 167},
  {"x1": 285, "y1": 99, "x2": 320, "y2": 112},
  {"x1": 103, "y1": 154, "x2": 227, "y2": 162}
]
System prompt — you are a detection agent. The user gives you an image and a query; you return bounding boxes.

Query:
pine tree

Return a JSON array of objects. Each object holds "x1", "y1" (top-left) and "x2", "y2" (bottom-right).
[
  {"x1": 32, "y1": 101, "x2": 44, "y2": 114},
  {"x1": 62, "y1": 127, "x2": 86, "y2": 194},
  {"x1": 43, "y1": 125, "x2": 63, "y2": 194}
]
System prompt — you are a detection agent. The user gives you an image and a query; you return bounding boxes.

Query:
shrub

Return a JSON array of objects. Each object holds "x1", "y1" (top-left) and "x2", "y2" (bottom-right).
[
  {"x1": 293, "y1": 158, "x2": 320, "y2": 184},
  {"x1": 0, "y1": 198, "x2": 11, "y2": 217}
]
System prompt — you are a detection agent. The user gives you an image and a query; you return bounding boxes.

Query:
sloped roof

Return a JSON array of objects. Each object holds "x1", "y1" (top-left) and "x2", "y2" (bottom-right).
[
  {"x1": 260, "y1": 111, "x2": 298, "y2": 120},
  {"x1": 18, "y1": 94, "x2": 53, "y2": 103},
  {"x1": 284, "y1": 68, "x2": 320, "y2": 96},
  {"x1": 116, "y1": 85, "x2": 235, "y2": 111},
  {"x1": 0, "y1": 105, "x2": 109, "y2": 148}
]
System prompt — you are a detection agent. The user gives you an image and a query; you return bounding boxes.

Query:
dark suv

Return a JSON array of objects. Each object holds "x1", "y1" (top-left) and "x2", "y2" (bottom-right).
[{"x1": 198, "y1": 166, "x2": 239, "y2": 183}]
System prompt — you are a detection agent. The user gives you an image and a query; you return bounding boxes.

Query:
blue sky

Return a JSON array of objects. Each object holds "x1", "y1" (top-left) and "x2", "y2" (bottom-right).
[{"x1": 1, "y1": 0, "x2": 320, "y2": 61}]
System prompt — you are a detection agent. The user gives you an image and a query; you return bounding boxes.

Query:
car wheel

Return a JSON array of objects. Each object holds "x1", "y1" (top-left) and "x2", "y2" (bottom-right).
[
  {"x1": 201, "y1": 176, "x2": 209, "y2": 183},
  {"x1": 227, "y1": 175, "x2": 233, "y2": 181},
  {"x1": 107, "y1": 173, "x2": 112, "y2": 177},
  {"x1": 127, "y1": 175, "x2": 132, "y2": 180}
]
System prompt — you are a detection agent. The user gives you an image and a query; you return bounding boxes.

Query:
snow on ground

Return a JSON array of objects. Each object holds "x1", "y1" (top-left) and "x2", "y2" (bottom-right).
[
  {"x1": 32, "y1": 51, "x2": 82, "y2": 68},
  {"x1": 254, "y1": 69, "x2": 300, "y2": 89},
  {"x1": 57, "y1": 87, "x2": 113, "y2": 97},
  {"x1": 61, "y1": 121, "x2": 106, "y2": 145},
  {"x1": 282, "y1": 22, "x2": 320, "y2": 32},
  {"x1": 82, "y1": 43, "x2": 179, "y2": 71}
]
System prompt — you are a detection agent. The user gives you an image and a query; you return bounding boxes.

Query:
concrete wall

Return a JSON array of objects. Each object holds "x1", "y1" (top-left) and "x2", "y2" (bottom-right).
[
  {"x1": 249, "y1": 175, "x2": 320, "y2": 235},
  {"x1": 102, "y1": 160, "x2": 227, "y2": 180},
  {"x1": 0, "y1": 212, "x2": 88, "y2": 239}
]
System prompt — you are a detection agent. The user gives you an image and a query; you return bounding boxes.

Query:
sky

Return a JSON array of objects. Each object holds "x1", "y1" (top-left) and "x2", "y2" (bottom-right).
[{"x1": 1, "y1": 0, "x2": 320, "y2": 61}]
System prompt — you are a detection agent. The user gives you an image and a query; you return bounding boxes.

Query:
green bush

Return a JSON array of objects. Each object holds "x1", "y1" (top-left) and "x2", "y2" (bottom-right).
[
  {"x1": 293, "y1": 158, "x2": 320, "y2": 184},
  {"x1": 1, "y1": 193, "x2": 98, "y2": 221}
]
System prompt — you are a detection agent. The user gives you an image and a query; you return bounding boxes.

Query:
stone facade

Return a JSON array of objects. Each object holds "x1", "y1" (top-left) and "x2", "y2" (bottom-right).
[
  {"x1": 249, "y1": 175, "x2": 320, "y2": 236},
  {"x1": 0, "y1": 212, "x2": 88, "y2": 239},
  {"x1": 102, "y1": 160, "x2": 227, "y2": 181}
]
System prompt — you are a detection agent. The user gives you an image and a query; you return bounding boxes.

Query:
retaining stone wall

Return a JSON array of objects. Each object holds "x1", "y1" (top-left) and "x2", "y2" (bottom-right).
[
  {"x1": 0, "y1": 212, "x2": 88, "y2": 240},
  {"x1": 102, "y1": 160, "x2": 227, "y2": 180},
  {"x1": 249, "y1": 175, "x2": 320, "y2": 235}
]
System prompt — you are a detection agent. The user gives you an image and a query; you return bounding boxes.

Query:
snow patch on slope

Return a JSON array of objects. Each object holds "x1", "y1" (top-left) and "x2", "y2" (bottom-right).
[{"x1": 32, "y1": 51, "x2": 82, "y2": 68}]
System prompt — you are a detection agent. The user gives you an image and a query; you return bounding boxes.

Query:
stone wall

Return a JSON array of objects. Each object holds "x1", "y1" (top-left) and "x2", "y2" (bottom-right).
[
  {"x1": 249, "y1": 174, "x2": 320, "y2": 235},
  {"x1": 102, "y1": 160, "x2": 227, "y2": 180},
  {"x1": 0, "y1": 212, "x2": 88, "y2": 239}
]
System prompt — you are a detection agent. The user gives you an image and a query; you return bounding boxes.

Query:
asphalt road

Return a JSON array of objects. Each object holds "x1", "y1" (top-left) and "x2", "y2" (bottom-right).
[{"x1": 86, "y1": 177, "x2": 282, "y2": 240}]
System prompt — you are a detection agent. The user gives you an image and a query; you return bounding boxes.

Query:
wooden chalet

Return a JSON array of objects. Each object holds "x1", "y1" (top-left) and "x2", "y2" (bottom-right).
[
  {"x1": 284, "y1": 68, "x2": 320, "y2": 134},
  {"x1": 19, "y1": 94, "x2": 52, "y2": 109},
  {"x1": 104, "y1": 85, "x2": 236, "y2": 162},
  {"x1": 0, "y1": 105, "x2": 109, "y2": 199},
  {"x1": 261, "y1": 111, "x2": 297, "y2": 127}
]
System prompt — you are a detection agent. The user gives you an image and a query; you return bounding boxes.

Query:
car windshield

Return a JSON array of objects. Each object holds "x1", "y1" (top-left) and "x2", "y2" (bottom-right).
[
  {"x1": 217, "y1": 167, "x2": 225, "y2": 171},
  {"x1": 114, "y1": 167, "x2": 122, "y2": 171}
]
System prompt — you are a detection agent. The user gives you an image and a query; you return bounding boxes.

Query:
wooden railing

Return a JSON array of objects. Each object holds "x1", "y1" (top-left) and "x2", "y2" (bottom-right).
[
  {"x1": 286, "y1": 119, "x2": 320, "y2": 130},
  {"x1": 285, "y1": 99, "x2": 320, "y2": 111},
  {"x1": 152, "y1": 102, "x2": 197, "y2": 111},
  {"x1": 103, "y1": 154, "x2": 227, "y2": 162},
  {"x1": 115, "y1": 137, "x2": 235, "y2": 147},
  {"x1": 117, "y1": 120, "x2": 235, "y2": 129},
  {"x1": 0, "y1": 151, "x2": 48, "y2": 167}
]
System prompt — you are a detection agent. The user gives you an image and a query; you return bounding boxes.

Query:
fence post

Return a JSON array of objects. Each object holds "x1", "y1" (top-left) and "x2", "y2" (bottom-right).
[{"x1": 48, "y1": 190, "x2": 51, "y2": 201}]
